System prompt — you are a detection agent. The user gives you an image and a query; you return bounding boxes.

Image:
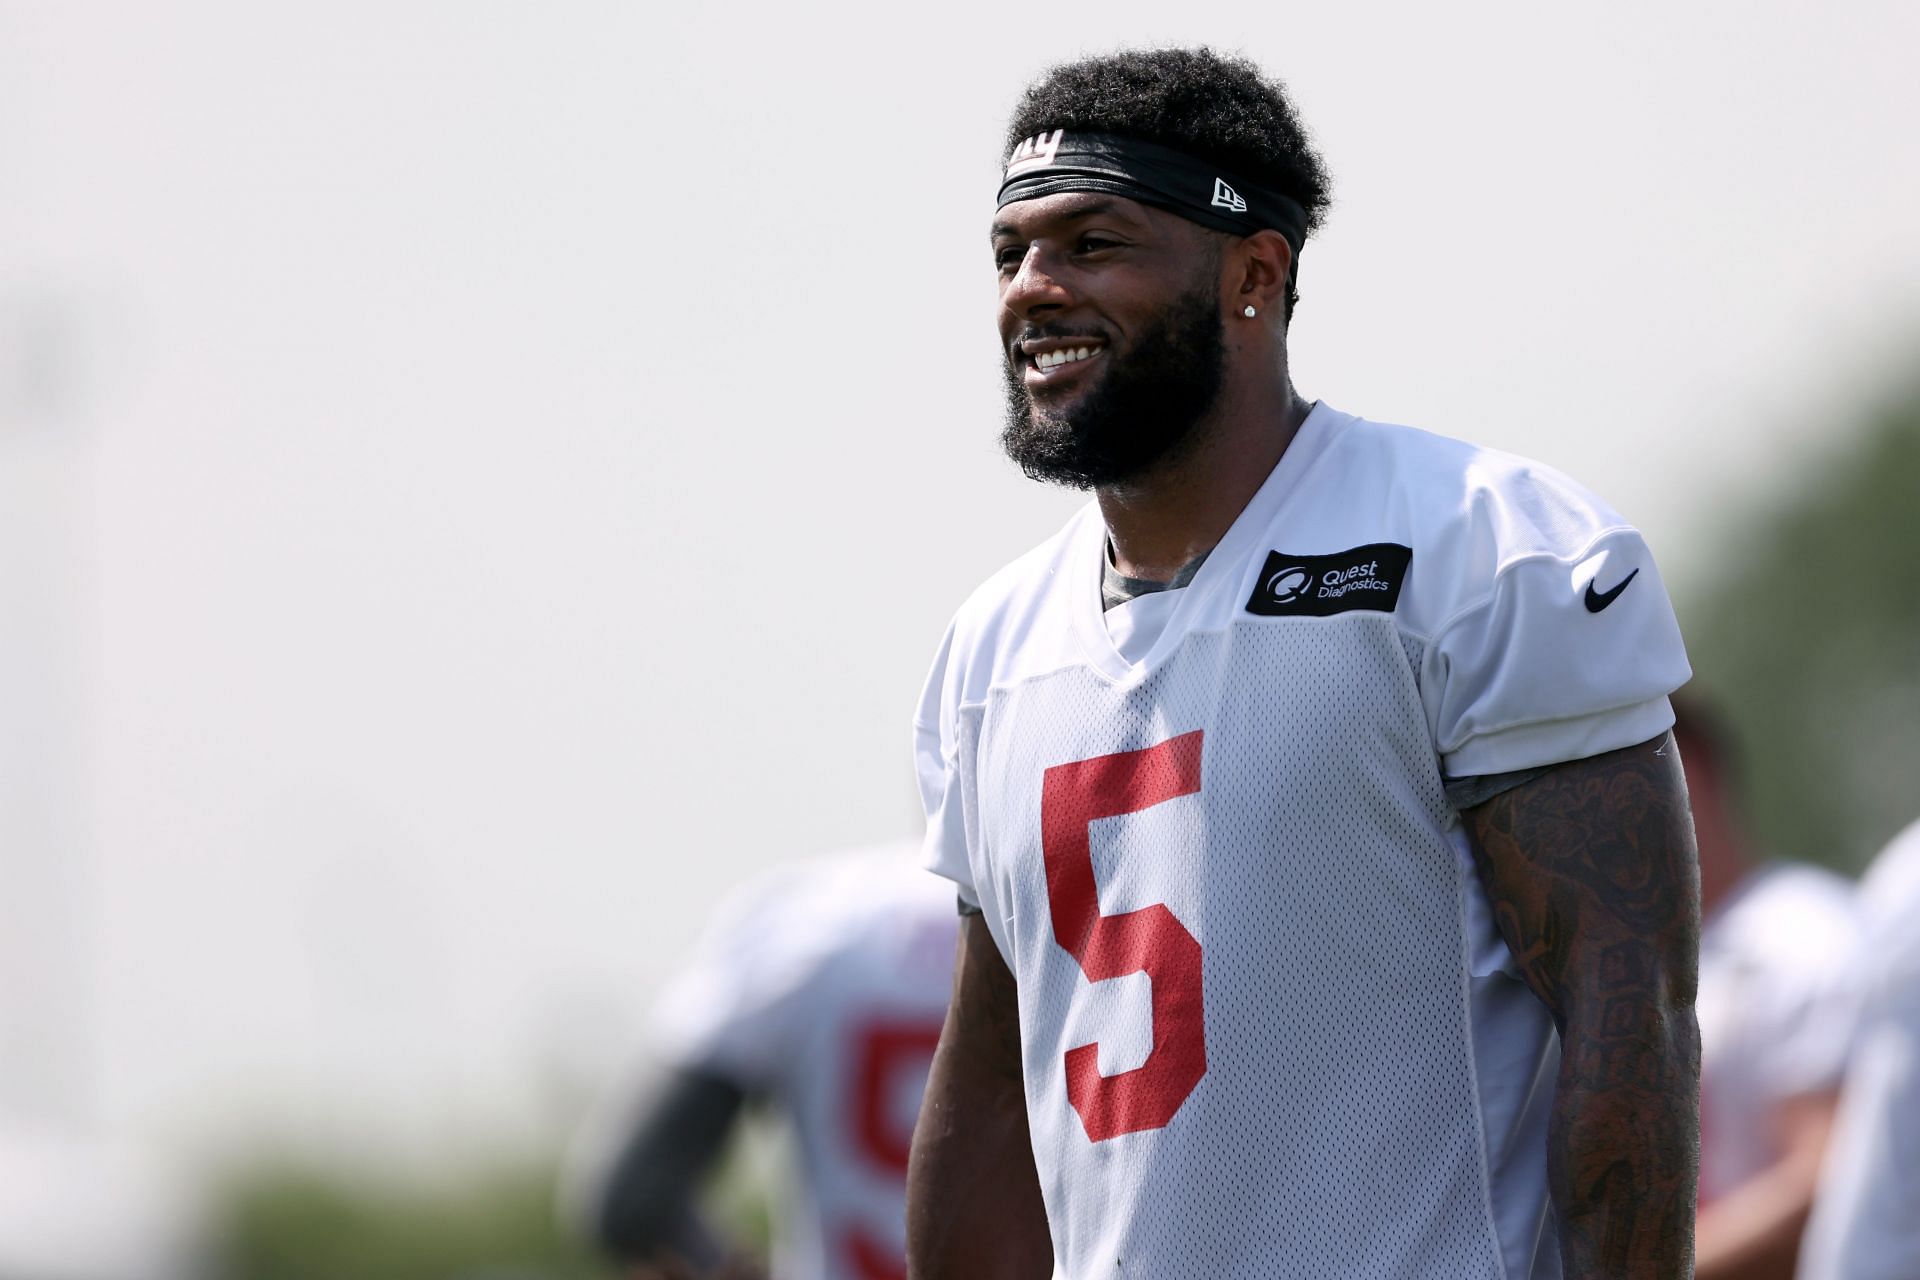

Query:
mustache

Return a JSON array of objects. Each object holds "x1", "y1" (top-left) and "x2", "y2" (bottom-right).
[{"x1": 1009, "y1": 323, "x2": 1111, "y2": 353}]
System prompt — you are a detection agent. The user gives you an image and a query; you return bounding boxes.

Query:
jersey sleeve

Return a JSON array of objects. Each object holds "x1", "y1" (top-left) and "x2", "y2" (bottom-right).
[
  {"x1": 1755, "y1": 942, "x2": 1866, "y2": 1098},
  {"x1": 914, "y1": 618, "x2": 980, "y2": 911},
  {"x1": 1731, "y1": 870, "x2": 1872, "y2": 1101},
  {"x1": 649, "y1": 867, "x2": 827, "y2": 1091},
  {"x1": 1417, "y1": 466, "x2": 1692, "y2": 779}
]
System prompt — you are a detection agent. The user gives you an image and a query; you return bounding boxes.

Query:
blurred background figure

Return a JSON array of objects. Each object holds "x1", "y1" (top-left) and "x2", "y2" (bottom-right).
[
  {"x1": 1677, "y1": 696, "x2": 1865, "y2": 1280},
  {"x1": 563, "y1": 848, "x2": 954, "y2": 1280},
  {"x1": 1798, "y1": 818, "x2": 1920, "y2": 1280}
]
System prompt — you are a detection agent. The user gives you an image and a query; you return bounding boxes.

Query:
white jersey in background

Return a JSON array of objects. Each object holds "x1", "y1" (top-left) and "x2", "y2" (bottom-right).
[
  {"x1": 1800, "y1": 820, "x2": 1920, "y2": 1280},
  {"x1": 916, "y1": 403, "x2": 1691, "y2": 1279},
  {"x1": 1696, "y1": 863, "x2": 1862, "y2": 1202},
  {"x1": 652, "y1": 848, "x2": 957, "y2": 1280}
]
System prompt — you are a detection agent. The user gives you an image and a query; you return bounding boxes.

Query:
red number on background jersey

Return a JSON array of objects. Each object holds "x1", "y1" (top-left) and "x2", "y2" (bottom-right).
[
  {"x1": 837, "y1": 1018, "x2": 942, "y2": 1280},
  {"x1": 843, "y1": 1229, "x2": 909, "y2": 1280},
  {"x1": 850, "y1": 1019, "x2": 942, "y2": 1173},
  {"x1": 1041, "y1": 730, "x2": 1208, "y2": 1142}
]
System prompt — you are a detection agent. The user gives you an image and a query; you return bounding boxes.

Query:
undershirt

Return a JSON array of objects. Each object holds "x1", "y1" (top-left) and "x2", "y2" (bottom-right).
[{"x1": 1101, "y1": 543, "x2": 1209, "y2": 612}]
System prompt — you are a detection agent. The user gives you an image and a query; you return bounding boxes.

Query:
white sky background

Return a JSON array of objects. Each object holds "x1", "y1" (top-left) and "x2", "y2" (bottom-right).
[{"x1": 1, "y1": 0, "x2": 1916, "y2": 1169}]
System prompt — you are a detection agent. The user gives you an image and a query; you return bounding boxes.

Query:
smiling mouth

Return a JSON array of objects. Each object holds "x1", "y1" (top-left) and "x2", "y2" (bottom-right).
[
  {"x1": 1020, "y1": 340, "x2": 1107, "y2": 382},
  {"x1": 1034, "y1": 345, "x2": 1099, "y2": 371}
]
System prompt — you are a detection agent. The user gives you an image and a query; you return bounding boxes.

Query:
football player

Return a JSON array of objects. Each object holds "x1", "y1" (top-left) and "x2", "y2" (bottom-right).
[
  {"x1": 909, "y1": 48, "x2": 1701, "y2": 1279},
  {"x1": 570, "y1": 849, "x2": 953, "y2": 1280}
]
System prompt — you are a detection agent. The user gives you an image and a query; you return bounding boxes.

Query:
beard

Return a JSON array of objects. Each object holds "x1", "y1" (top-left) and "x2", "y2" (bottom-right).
[{"x1": 1000, "y1": 278, "x2": 1227, "y2": 490}]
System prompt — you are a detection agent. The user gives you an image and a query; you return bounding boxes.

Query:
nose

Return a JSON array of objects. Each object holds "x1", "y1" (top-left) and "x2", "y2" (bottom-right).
[{"x1": 1001, "y1": 244, "x2": 1073, "y2": 322}]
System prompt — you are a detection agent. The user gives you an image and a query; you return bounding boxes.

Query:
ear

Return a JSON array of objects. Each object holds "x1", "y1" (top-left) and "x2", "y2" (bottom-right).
[{"x1": 1226, "y1": 229, "x2": 1294, "y2": 317}]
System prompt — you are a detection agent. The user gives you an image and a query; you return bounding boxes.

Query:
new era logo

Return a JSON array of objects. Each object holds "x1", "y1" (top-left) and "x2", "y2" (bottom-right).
[
  {"x1": 1006, "y1": 130, "x2": 1065, "y2": 177},
  {"x1": 1211, "y1": 178, "x2": 1247, "y2": 214}
]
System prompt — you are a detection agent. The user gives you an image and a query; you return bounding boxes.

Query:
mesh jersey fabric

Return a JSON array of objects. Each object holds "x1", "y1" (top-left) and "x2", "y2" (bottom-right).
[
  {"x1": 913, "y1": 403, "x2": 1691, "y2": 1279},
  {"x1": 1695, "y1": 863, "x2": 1863, "y2": 1202},
  {"x1": 651, "y1": 847, "x2": 956, "y2": 1280},
  {"x1": 1108, "y1": 575, "x2": 1549, "y2": 814}
]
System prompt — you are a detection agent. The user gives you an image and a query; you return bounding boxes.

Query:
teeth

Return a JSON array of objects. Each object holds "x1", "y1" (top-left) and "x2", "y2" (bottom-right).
[{"x1": 1034, "y1": 346, "x2": 1098, "y2": 371}]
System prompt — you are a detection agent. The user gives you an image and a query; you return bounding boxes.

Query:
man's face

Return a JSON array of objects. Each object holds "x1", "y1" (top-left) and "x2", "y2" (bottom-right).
[{"x1": 992, "y1": 193, "x2": 1228, "y2": 489}]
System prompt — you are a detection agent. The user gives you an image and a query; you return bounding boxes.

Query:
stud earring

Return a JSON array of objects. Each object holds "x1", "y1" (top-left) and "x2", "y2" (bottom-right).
[{"x1": 1243, "y1": 304, "x2": 1257, "y2": 318}]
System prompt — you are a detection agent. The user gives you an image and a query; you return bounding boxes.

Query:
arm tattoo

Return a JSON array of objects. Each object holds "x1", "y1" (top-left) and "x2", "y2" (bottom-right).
[{"x1": 1463, "y1": 732, "x2": 1702, "y2": 1279}]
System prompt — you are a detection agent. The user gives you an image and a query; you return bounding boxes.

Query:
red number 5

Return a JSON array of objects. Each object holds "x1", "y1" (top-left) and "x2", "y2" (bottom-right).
[{"x1": 1041, "y1": 730, "x2": 1207, "y2": 1142}]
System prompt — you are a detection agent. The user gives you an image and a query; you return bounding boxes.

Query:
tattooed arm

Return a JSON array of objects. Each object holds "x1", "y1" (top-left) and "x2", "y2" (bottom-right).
[
  {"x1": 1461, "y1": 731, "x2": 1702, "y2": 1279},
  {"x1": 906, "y1": 914, "x2": 1052, "y2": 1280}
]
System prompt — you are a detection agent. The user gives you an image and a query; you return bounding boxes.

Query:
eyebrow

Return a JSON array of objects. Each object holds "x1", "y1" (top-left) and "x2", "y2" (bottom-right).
[{"x1": 990, "y1": 197, "x2": 1129, "y2": 242}]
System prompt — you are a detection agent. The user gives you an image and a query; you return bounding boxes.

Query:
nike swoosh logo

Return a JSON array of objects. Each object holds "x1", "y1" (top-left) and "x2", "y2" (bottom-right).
[{"x1": 1584, "y1": 568, "x2": 1640, "y2": 613}]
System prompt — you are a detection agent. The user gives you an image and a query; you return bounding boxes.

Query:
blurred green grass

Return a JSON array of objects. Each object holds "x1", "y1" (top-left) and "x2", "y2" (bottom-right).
[
  {"x1": 210, "y1": 1119, "x2": 778, "y2": 1280},
  {"x1": 211, "y1": 1160, "x2": 601, "y2": 1280}
]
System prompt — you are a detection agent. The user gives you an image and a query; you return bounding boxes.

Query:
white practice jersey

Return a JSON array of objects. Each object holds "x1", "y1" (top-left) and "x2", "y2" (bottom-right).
[
  {"x1": 915, "y1": 403, "x2": 1691, "y2": 1280},
  {"x1": 652, "y1": 847, "x2": 957, "y2": 1280},
  {"x1": 1800, "y1": 820, "x2": 1920, "y2": 1280},
  {"x1": 1696, "y1": 863, "x2": 1862, "y2": 1202}
]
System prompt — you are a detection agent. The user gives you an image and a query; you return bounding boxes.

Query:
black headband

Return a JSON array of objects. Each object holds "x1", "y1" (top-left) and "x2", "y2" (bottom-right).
[{"x1": 997, "y1": 129, "x2": 1308, "y2": 276}]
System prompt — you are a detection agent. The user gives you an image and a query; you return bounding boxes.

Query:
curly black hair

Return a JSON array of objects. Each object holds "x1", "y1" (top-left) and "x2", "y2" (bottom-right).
[{"x1": 1006, "y1": 47, "x2": 1333, "y2": 316}]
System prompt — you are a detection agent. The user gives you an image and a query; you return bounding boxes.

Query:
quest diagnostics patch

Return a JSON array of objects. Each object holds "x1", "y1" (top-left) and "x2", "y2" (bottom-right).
[{"x1": 1245, "y1": 543, "x2": 1413, "y2": 617}]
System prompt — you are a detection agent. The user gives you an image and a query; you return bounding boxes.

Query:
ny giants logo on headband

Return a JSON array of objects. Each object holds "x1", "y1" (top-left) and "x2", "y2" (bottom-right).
[{"x1": 1005, "y1": 129, "x2": 1065, "y2": 177}]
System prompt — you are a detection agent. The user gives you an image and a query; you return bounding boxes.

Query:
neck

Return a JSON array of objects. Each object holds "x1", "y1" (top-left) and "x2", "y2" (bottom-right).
[{"x1": 1099, "y1": 375, "x2": 1310, "y2": 582}]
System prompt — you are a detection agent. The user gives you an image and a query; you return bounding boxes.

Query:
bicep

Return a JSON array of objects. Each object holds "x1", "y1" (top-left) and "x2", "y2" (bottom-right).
[
  {"x1": 909, "y1": 915, "x2": 1050, "y2": 1277},
  {"x1": 938, "y1": 912, "x2": 1023, "y2": 1083},
  {"x1": 1460, "y1": 731, "x2": 1701, "y2": 1025}
]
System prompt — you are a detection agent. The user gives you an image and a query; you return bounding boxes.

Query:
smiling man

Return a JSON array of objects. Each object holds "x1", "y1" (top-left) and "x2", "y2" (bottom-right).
[{"x1": 906, "y1": 48, "x2": 1702, "y2": 1280}]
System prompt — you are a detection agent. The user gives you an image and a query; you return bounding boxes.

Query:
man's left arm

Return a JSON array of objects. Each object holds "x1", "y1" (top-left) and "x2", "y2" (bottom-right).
[{"x1": 1461, "y1": 731, "x2": 1702, "y2": 1280}]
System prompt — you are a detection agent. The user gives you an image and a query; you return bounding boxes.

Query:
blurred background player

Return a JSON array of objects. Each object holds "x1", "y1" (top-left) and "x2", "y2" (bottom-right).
[
  {"x1": 1798, "y1": 817, "x2": 1920, "y2": 1280},
  {"x1": 1678, "y1": 696, "x2": 1865, "y2": 1279},
  {"x1": 563, "y1": 846, "x2": 954, "y2": 1280}
]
